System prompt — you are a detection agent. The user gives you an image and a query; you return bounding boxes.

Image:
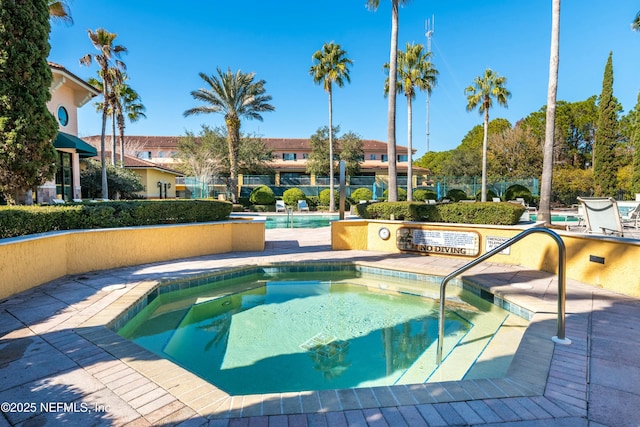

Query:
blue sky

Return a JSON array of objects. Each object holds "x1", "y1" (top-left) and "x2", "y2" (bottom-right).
[{"x1": 49, "y1": 1, "x2": 640, "y2": 157}]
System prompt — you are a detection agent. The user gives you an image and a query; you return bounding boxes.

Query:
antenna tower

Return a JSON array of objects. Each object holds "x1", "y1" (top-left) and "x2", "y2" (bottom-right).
[{"x1": 425, "y1": 16, "x2": 434, "y2": 152}]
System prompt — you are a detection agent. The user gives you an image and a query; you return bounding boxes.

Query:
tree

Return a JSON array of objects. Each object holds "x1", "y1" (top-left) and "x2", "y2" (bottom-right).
[
  {"x1": 306, "y1": 126, "x2": 338, "y2": 177},
  {"x1": 175, "y1": 128, "x2": 225, "y2": 198},
  {"x1": 309, "y1": 42, "x2": 352, "y2": 212},
  {"x1": 176, "y1": 125, "x2": 273, "y2": 197},
  {"x1": 339, "y1": 131, "x2": 364, "y2": 177},
  {"x1": 80, "y1": 159, "x2": 143, "y2": 199},
  {"x1": 593, "y1": 52, "x2": 619, "y2": 197},
  {"x1": 465, "y1": 68, "x2": 511, "y2": 201},
  {"x1": 630, "y1": 92, "x2": 640, "y2": 194},
  {"x1": 538, "y1": 0, "x2": 561, "y2": 224},
  {"x1": 632, "y1": 11, "x2": 640, "y2": 31},
  {"x1": 0, "y1": 0, "x2": 59, "y2": 204},
  {"x1": 184, "y1": 68, "x2": 274, "y2": 203},
  {"x1": 48, "y1": 0, "x2": 72, "y2": 24},
  {"x1": 367, "y1": 0, "x2": 410, "y2": 202},
  {"x1": 488, "y1": 124, "x2": 542, "y2": 178},
  {"x1": 385, "y1": 42, "x2": 438, "y2": 201},
  {"x1": 80, "y1": 28, "x2": 127, "y2": 200},
  {"x1": 113, "y1": 72, "x2": 146, "y2": 166}
]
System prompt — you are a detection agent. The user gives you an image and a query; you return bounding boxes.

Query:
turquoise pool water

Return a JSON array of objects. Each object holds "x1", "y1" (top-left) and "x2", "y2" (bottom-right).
[
  {"x1": 117, "y1": 268, "x2": 519, "y2": 395},
  {"x1": 265, "y1": 214, "x2": 338, "y2": 229}
]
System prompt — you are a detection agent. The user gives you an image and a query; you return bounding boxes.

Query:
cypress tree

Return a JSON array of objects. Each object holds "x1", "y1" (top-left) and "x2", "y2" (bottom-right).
[
  {"x1": 593, "y1": 52, "x2": 619, "y2": 197},
  {"x1": 631, "y1": 91, "x2": 640, "y2": 195},
  {"x1": 0, "y1": 0, "x2": 59, "y2": 204}
]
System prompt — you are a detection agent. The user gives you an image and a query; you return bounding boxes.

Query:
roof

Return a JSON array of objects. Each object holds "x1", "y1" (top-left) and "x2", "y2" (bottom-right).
[
  {"x1": 92, "y1": 151, "x2": 183, "y2": 176},
  {"x1": 48, "y1": 62, "x2": 100, "y2": 105},
  {"x1": 82, "y1": 135, "x2": 412, "y2": 153}
]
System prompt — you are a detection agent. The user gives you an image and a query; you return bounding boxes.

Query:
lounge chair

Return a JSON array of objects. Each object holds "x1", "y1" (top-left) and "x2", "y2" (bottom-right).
[
  {"x1": 297, "y1": 200, "x2": 309, "y2": 212},
  {"x1": 492, "y1": 197, "x2": 501, "y2": 202},
  {"x1": 577, "y1": 196, "x2": 624, "y2": 236},
  {"x1": 275, "y1": 200, "x2": 286, "y2": 213},
  {"x1": 622, "y1": 203, "x2": 640, "y2": 230}
]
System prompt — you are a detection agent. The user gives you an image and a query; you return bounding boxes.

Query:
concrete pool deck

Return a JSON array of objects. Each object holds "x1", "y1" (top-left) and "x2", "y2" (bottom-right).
[{"x1": 0, "y1": 227, "x2": 639, "y2": 426}]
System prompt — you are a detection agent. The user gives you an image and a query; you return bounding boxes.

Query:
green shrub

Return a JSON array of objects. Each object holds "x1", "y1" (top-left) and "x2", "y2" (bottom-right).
[
  {"x1": 358, "y1": 201, "x2": 524, "y2": 225},
  {"x1": 249, "y1": 185, "x2": 275, "y2": 205},
  {"x1": 446, "y1": 188, "x2": 467, "y2": 202},
  {"x1": 438, "y1": 202, "x2": 524, "y2": 225},
  {"x1": 0, "y1": 200, "x2": 233, "y2": 239},
  {"x1": 363, "y1": 202, "x2": 438, "y2": 221},
  {"x1": 319, "y1": 189, "x2": 338, "y2": 206},
  {"x1": 282, "y1": 188, "x2": 306, "y2": 206},
  {"x1": 413, "y1": 189, "x2": 437, "y2": 202},
  {"x1": 383, "y1": 187, "x2": 407, "y2": 201},
  {"x1": 475, "y1": 189, "x2": 498, "y2": 201},
  {"x1": 350, "y1": 187, "x2": 373, "y2": 203},
  {"x1": 504, "y1": 184, "x2": 533, "y2": 204}
]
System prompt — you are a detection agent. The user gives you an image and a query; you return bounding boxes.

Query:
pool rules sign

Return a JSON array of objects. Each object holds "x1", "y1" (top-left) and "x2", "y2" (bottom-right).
[{"x1": 396, "y1": 228, "x2": 481, "y2": 257}]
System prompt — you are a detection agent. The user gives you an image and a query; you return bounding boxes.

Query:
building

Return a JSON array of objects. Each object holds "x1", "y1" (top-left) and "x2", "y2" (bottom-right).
[
  {"x1": 82, "y1": 135, "x2": 428, "y2": 199},
  {"x1": 40, "y1": 62, "x2": 100, "y2": 202}
]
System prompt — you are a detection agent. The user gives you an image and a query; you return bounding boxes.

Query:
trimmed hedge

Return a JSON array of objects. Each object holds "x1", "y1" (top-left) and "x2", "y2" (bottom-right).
[
  {"x1": 357, "y1": 201, "x2": 524, "y2": 225},
  {"x1": 282, "y1": 188, "x2": 306, "y2": 206},
  {"x1": 0, "y1": 200, "x2": 233, "y2": 239},
  {"x1": 249, "y1": 185, "x2": 275, "y2": 205}
]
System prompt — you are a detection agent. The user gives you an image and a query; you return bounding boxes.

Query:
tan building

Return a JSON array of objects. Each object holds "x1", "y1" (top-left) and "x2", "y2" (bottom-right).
[
  {"x1": 41, "y1": 62, "x2": 100, "y2": 202},
  {"x1": 82, "y1": 135, "x2": 428, "y2": 198}
]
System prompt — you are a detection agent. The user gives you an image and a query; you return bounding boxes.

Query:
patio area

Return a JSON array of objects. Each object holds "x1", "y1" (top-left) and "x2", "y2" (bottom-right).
[{"x1": 0, "y1": 227, "x2": 639, "y2": 426}]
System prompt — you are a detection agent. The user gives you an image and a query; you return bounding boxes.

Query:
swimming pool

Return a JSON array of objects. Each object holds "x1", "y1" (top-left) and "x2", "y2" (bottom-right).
[
  {"x1": 230, "y1": 213, "x2": 340, "y2": 229},
  {"x1": 114, "y1": 265, "x2": 528, "y2": 395}
]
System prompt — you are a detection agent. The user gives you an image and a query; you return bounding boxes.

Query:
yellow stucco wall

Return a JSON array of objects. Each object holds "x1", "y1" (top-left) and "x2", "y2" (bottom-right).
[
  {"x1": 332, "y1": 220, "x2": 640, "y2": 297},
  {"x1": 133, "y1": 168, "x2": 177, "y2": 198},
  {"x1": 0, "y1": 221, "x2": 264, "y2": 300}
]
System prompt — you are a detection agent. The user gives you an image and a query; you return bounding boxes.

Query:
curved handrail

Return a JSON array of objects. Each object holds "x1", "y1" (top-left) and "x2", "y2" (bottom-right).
[{"x1": 437, "y1": 227, "x2": 571, "y2": 365}]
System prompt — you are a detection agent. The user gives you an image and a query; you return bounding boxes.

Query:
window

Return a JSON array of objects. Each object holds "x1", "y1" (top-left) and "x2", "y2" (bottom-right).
[
  {"x1": 370, "y1": 154, "x2": 376, "y2": 160},
  {"x1": 302, "y1": 153, "x2": 309, "y2": 159},
  {"x1": 381, "y1": 155, "x2": 388, "y2": 162},
  {"x1": 57, "y1": 106, "x2": 69, "y2": 127},
  {"x1": 282, "y1": 153, "x2": 297, "y2": 161},
  {"x1": 158, "y1": 151, "x2": 165, "y2": 158},
  {"x1": 137, "y1": 151, "x2": 151, "y2": 160},
  {"x1": 397, "y1": 155, "x2": 408, "y2": 162}
]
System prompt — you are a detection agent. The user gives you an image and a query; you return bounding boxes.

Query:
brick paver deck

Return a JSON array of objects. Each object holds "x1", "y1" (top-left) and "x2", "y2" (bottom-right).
[{"x1": 1, "y1": 227, "x2": 639, "y2": 426}]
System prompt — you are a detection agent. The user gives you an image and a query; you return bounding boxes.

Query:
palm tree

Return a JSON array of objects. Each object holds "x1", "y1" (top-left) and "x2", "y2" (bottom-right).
[
  {"x1": 538, "y1": 0, "x2": 561, "y2": 224},
  {"x1": 116, "y1": 79, "x2": 146, "y2": 166},
  {"x1": 309, "y1": 42, "x2": 353, "y2": 212},
  {"x1": 80, "y1": 28, "x2": 127, "y2": 200},
  {"x1": 367, "y1": 0, "x2": 410, "y2": 202},
  {"x1": 632, "y1": 11, "x2": 640, "y2": 31},
  {"x1": 48, "y1": 0, "x2": 72, "y2": 24},
  {"x1": 465, "y1": 68, "x2": 511, "y2": 202},
  {"x1": 184, "y1": 68, "x2": 274, "y2": 202},
  {"x1": 385, "y1": 43, "x2": 438, "y2": 201}
]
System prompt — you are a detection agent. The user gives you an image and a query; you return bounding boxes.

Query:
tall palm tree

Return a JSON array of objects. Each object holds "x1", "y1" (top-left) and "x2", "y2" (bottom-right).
[
  {"x1": 309, "y1": 42, "x2": 353, "y2": 212},
  {"x1": 465, "y1": 68, "x2": 511, "y2": 202},
  {"x1": 48, "y1": 0, "x2": 72, "y2": 24},
  {"x1": 632, "y1": 11, "x2": 640, "y2": 31},
  {"x1": 184, "y1": 68, "x2": 274, "y2": 203},
  {"x1": 367, "y1": 0, "x2": 409, "y2": 202},
  {"x1": 538, "y1": 0, "x2": 561, "y2": 224},
  {"x1": 385, "y1": 43, "x2": 438, "y2": 201},
  {"x1": 116, "y1": 78, "x2": 146, "y2": 166},
  {"x1": 80, "y1": 28, "x2": 127, "y2": 200}
]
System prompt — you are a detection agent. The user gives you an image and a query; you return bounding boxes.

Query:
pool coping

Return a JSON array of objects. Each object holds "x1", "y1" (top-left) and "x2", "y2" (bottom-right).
[{"x1": 76, "y1": 261, "x2": 556, "y2": 420}]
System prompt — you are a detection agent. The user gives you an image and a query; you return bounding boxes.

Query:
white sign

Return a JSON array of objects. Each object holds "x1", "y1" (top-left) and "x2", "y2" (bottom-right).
[
  {"x1": 485, "y1": 236, "x2": 511, "y2": 255},
  {"x1": 396, "y1": 228, "x2": 480, "y2": 256}
]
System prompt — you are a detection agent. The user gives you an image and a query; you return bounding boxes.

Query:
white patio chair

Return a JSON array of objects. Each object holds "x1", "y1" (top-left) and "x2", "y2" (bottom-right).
[
  {"x1": 577, "y1": 197, "x2": 624, "y2": 236},
  {"x1": 297, "y1": 200, "x2": 310, "y2": 212},
  {"x1": 275, "y1": 200, "x2": 286, "y2": 213}
]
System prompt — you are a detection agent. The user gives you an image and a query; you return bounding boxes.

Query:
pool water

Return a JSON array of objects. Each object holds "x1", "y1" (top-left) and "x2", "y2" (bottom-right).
[
  {"x1": 117, "y1": 270, "x2": 522, "y2": 395},
  {"x1": 265, "y1": 214, "x2": 338, "y2": 229}
]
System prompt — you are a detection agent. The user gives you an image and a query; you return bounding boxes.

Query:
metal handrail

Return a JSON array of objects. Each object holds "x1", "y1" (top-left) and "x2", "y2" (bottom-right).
[{"x1": 437, "y1": 227, "x2": 572, "y2": 365}]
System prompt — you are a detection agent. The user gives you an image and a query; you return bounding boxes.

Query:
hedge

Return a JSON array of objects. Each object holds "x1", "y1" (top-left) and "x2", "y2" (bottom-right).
[
  {"x1": 0, "y1": 200, "x2": 233, "y2": 239},
  {"x1": 358, "y1": 201, "x2": 524, "y2": 225}
]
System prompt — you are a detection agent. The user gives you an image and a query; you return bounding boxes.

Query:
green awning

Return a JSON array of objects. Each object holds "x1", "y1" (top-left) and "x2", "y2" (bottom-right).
[{"x1": 53, "y1": 132, "x2": 98, "y2": 158}]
